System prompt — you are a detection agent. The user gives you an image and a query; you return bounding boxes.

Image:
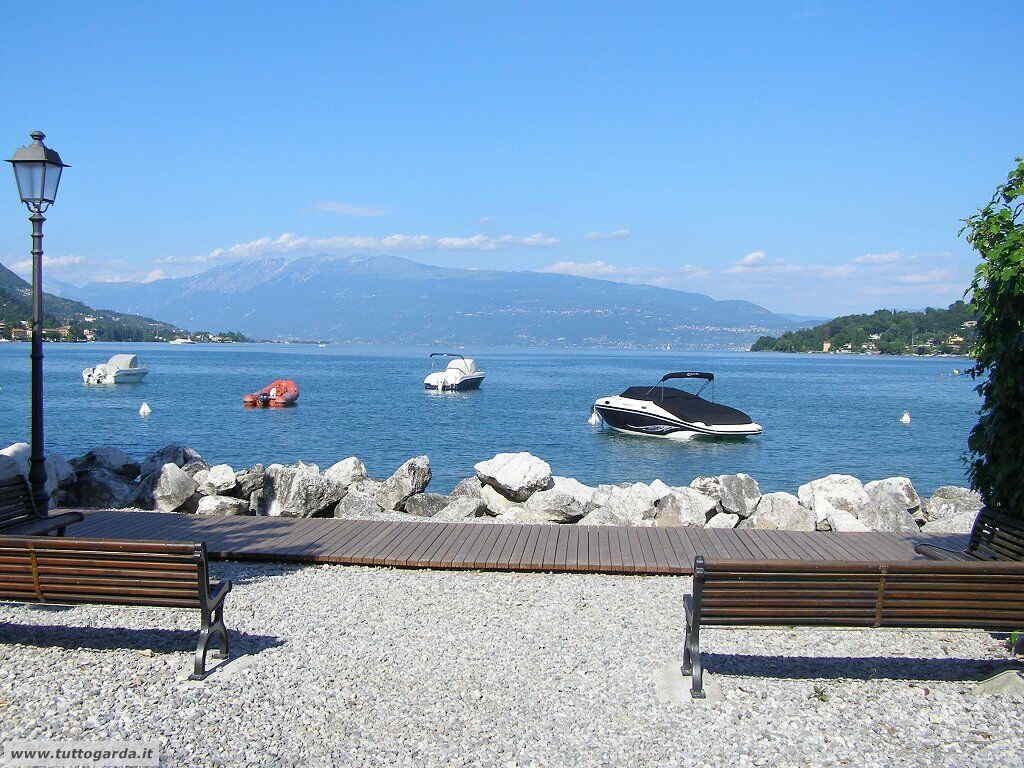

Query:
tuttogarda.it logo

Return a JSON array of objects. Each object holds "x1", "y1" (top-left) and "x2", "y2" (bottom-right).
[{"x1": 2, "y1": 740, "x2": 159, "y2": 768}]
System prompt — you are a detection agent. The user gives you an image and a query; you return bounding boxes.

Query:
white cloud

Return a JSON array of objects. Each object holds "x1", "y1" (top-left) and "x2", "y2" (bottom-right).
[
  {"x1": 159, "y1": 231, "x2": 560, "y2": 265},
  {"x1": 12, "y1": 254, "x2": 86, "y2": 273},
  {"x1": 737, "y1": 250, "x2": 766, "y2": 266},
  {"x1": 584, "y1": 228, "x2": 631, "y2": 241},
  {"x1": 311, "y1": 201, "x2": 389, "y2": 216},
  {"x1": 853, "y1": 250, "x2": 903, "y2": 264},
  {"x1": 142, "y1": 269, "x2": 168, "y2": 283},
  {"x1": 539, "y1": 260, "x2": 711, "y2": 286},
  {"x1": 894, "y1": 268, "x2": 956, "y2": 284}
]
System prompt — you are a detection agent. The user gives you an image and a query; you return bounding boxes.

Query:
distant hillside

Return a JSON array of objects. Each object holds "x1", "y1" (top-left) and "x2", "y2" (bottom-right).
[
  {"x1": 0, "y1": 261, "x2": 243, "y2": 342},
  {"x1": 66, "y1": 253, "x2": 812, "y2": 349},
  {"x1": 750, "y1": 300, "x2": 976, "y2": 355}
]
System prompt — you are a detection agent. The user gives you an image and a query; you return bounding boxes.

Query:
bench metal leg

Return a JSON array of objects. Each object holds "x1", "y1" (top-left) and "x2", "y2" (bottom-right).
[
  {"x1": 191, "y1": 606, "x2": 229, "y2": 680},
  {"x1": 681, "y1": 597, "x2": 704, "y2": 698},
  {"x1": 687, "y1": 622, "x2": 705, "y2": 699}
]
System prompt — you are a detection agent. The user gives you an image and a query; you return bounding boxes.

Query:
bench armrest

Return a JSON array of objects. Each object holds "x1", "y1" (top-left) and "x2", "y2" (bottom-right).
[
  {"x1": 913, "y1": 543, "x2": 975, "y2": 561},
  {"x1": 207, "y1": 580, "x2": 232, "y2": 609}
]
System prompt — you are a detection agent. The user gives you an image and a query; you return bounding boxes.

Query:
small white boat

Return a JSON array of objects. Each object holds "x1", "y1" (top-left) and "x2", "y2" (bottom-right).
[
  {"x1": 423, "y1": 353, "x2": 486, "y2": 391},
  {"x1": 169, "y1": 337, "x2": 195, "y2": 344},
  {"x1": 82, "y1": 354, "x2": 149, "y2": 385}
]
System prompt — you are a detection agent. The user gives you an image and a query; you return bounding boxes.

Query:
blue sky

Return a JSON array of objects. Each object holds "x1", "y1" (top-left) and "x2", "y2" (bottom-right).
[{"x1": 0, "y1": 1, "x2": 1019, "y2": 316}]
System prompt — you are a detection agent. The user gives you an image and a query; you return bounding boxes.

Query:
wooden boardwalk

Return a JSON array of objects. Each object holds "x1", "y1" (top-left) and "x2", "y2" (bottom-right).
[{"x1": 64, "y1": 510, "x2": 954, "y2": 575}]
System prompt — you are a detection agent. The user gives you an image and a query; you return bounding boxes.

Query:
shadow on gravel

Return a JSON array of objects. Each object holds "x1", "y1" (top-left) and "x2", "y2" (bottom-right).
[
  {"x1": 0, "y1": 622, "x2": 284, "y2": 657},
  {"x1": 703, "y1": 653, "x2": 1022, "y2": 682}
]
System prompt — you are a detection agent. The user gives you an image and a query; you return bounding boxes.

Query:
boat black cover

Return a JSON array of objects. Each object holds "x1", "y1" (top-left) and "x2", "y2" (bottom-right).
[{"x1": 619, "y1": 386, "x2": 754, "y2": 425}]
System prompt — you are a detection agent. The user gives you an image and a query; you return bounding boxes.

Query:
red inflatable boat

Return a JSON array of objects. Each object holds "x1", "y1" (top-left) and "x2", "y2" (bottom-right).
[{"x1": 243, "y1": 379, "x2": 299, "y2": 408}]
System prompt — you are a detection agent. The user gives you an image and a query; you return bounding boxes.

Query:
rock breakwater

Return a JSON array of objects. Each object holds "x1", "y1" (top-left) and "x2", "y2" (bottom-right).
[{"x1": 0, "y1": 443, "x2": 985, "y2": 535}]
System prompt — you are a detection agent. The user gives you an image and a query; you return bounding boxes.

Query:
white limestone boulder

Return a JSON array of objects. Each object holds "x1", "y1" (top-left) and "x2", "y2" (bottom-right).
[
  {"x1": 523, "y1": 476, "x2": 595, "y2": 523},
  {"x1": 654, "y1": 488, "x2": 717, "y2": 527},
  {"x1": 474, "y1": 452, "x2": 553, "y2": 502},
  {"x1": 234, "y1": 465, "x2": 265, "y2": 498},
  {"x1": 717, "y1": 473, "x2": 761, "y2": 518},
  {"x1": 798, "y1": 474, "x2": 873, "y2": 525},
  {"x1": 647, "y1": 479, "x2": 675, "y2": 503},
  {"x1": 494, "y1": 506, "x2": 560, "y2": 525},
  {"x1": 433, "y1": 497, "x2": 489, "y2": 521},
  {"x1": 863, "y1": 477, "x2": 921, "y2": 533},
  {"x1": 376, "y1": 455, "x2": 432, "y2": 511},
  {"x1": 2, "y1": 452, "x2": 76, "y2": 500},
  {"x1": 72, "y1": 468, "x2": 137, "y2": 509},
  {"x1": 827, "y1": 509, "x2": 872, "y2": 532},
  {"x1": 193, "y1": 469, "x2": 212, "y2": 495},
  {"x1": 480, "y1": 483, "x2": 524, "y2": 516},
  {"x1": 261, "y1": 462, "x2": 345, "y2": 517},
  {"x1": 690, "y1": 476, "x2": 722, "y2": 501},
  {"x1": 739, "y1": 492, "x2": 815, "y2": 532},
  {"x1": 402, "y1": 492, "x2": 449, "y2": 517},
  {"x1": 706, "y1": 512, "x2": 740, "y2": 529},
  {"x1": 588, "y1": 482, "x2": 659, "y2": 526},
  {"x1": 449, "y1": 477, "x2": 484, "y2": 501},
  {"x1": 577, "y1": 506, "x2": 629, "y2": 526},
  {"x1": 333, "y1": 488, "x2": 384, "y2": 519},
  {"x1": 197, "y1": 495, "x2": 250, "y2": 516},
  {"x1": 206, "y1": 464, "x2": 237, "y2": 495},
  {"x1": 0, "y1": 443, "x2": 30, "y2": 477},
  {"x1": 920, "y1": 488, "x2": 982, "y2": 534},
  {"x1": 134, "y1": 463, "x2": 199, "y2": 513},
  {"x1": 139, "y1": 444, "x2": 204, "y2": 479},
  {"x1": 925, "y1": 486, "x2": 983, "y2": 525},
  {"x1": 324, "y1": 457, "x2": 368, "y2": 490},
  {"x1": 70, "y1": 446, "x2": 140, "y2": 479}
]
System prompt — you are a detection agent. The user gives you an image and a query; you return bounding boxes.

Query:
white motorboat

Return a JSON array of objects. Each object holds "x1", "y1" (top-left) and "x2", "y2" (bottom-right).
[
  {"x1": 592, "y1": 371, "x2": 762, "y2": 440},
  {"x1": 423, "y1": 353, "x2": 486, "y2": 391},
  {"x1": 82, "y1": 354, "x2": 149, "y2": 385},
  {"x1": 169, "y1": 337, "x2": 195, "y2": 344}
]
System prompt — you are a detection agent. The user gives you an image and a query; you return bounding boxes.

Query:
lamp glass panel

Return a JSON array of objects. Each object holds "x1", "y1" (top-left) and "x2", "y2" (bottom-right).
[
  {"x1": 41, "y1": 162, "x2": 63, "y2": 203},
  {"x1": 13, "y1": 161, "x2": 45, "y2": 202}
]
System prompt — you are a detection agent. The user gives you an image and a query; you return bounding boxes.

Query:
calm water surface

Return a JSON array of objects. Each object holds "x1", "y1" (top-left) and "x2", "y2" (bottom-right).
[{"x1": 0, "y1": 343, "x2": 978, "y2": 495}]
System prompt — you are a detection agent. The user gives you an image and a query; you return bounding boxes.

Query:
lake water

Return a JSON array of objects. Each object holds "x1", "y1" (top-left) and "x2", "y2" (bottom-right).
[{"x1": 0, "y1": 343, "x2": 979, "y2": 496}]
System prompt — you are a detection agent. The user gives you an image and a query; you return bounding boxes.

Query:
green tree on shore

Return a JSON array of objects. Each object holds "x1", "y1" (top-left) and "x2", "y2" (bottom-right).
[{"x1": 964, "y1": 158, "x2": 1024, "y2": 517}]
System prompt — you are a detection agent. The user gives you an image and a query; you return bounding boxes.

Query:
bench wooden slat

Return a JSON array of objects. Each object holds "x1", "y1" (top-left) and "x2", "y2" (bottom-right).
[
  {"x1": 915, "y1": 508, "x2": 1024, "y2": 562},
  {"x1": 681, "y1": 555, "x2": 1024, "y2": 699},
  {"x1": 0, "y1": 535, "x2": 233, "y2": 680}
]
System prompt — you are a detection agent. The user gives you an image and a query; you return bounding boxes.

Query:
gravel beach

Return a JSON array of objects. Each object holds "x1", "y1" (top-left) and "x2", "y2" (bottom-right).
[{"x1": 2, "y1": 561, "x2": 1022, "y2": 767}]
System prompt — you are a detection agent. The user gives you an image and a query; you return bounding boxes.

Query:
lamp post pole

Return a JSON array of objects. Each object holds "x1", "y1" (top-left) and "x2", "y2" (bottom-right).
[
  {"x1": 29, "y1": 210, "x2": 47, "y2": 512},
  {"x1": 7, "y1": 131, "x2": 69, "y2": 515}
]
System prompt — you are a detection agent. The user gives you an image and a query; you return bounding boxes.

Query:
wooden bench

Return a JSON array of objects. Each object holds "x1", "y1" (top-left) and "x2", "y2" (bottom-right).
[
  {"x1": 914, "y1": 507, "x2": 1024, "y2": 561},
  {"x1": 0, "y1": 535, "x2": 232, "y2": 679},
  {"x1": 0, "y1": 474, "x2": 83, "y2": 536},
  {"x1": 682, "y1": 556, "x2": 1024, "y2": 698}
]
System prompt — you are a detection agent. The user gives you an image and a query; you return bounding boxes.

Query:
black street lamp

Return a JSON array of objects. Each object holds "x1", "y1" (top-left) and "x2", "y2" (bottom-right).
[{"x1": 6, "y1": 131, "x2": 69, "y2": 513}]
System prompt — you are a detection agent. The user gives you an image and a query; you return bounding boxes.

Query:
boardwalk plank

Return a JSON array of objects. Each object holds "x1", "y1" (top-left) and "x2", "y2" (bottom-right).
[
  {"x1": 518, "y1": 525, "x2": 545, "y2": 571},
  {"x1": 563, "y1": 527, "x2": 582, "y2": 572},
  {"x1": 379, "y1": 523, "x2": 432, "y2": 567},
  {"x1": 61, "y1": 510, "x2": 947, "y2": 576},
  {"x1": 554, "y1": 526, "x2": 571, "y2": 571},
  {"x1": 477, "y1": 524, "x2": 512, "y2": 573},
  {"x1": 413, "y1": 524, "x2": 462, "y2": 573},
  {"x1": 438, "y1": 524, "x2": 485, "y2": 573}
]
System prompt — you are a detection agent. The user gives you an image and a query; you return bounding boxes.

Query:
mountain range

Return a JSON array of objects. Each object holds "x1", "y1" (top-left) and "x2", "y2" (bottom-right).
[
  {"x1": 59, "y1": 254, "x2": 813, "y2": 348},
  {"x1": 0, "y1": 262, "x2": 184, "y2": 341}
]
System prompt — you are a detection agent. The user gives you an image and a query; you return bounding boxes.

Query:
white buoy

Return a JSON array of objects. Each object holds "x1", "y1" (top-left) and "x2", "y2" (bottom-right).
[
  {"x1": 900, "y1": 410, "x2": 911, "y2": 424},
  {"x1": 139, "y1": 402, "x2": 152, "y2": 418}
]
